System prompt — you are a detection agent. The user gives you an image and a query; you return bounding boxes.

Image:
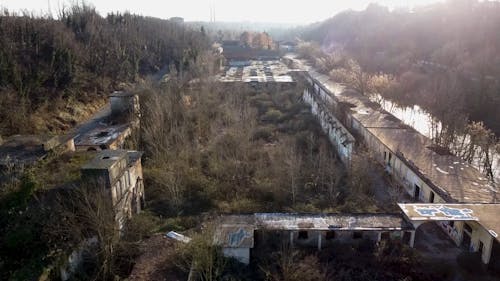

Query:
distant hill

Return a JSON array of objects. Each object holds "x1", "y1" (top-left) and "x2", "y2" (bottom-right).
[{"x1": 300, "y1": 1, "x2": 500, "y2": 135}]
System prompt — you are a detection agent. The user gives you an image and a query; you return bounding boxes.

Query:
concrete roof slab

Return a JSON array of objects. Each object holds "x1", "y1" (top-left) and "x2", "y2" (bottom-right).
[{"x1": 398, "y1": 203, "x2": 500, "y2": 241}]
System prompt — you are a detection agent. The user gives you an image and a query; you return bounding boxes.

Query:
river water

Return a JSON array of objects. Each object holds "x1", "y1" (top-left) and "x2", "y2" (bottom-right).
[{"x1": 372, "y1": 95, "x2": 499, "y2": 182}]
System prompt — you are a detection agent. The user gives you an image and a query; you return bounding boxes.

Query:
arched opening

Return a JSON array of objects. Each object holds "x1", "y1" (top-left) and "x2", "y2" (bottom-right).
[
  {"x1": 412, "y1": 221, "x2": 463, "y2": 260},
  {"x1": 87, "y1": 147, "x2": 97, "y2": 151}
]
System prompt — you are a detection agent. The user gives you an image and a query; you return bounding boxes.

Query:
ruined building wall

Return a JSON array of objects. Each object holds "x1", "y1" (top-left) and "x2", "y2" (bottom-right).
[
  {"x1": 302, "y1": 70, "x2": 496, "y2": 264},
  {"x1": 302, "y1": 87, "x2": 354, "y2": 166}
]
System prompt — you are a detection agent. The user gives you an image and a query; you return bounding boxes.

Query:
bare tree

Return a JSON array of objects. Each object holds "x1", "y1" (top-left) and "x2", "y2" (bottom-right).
[
  {"x1": 283, "y1": 142, "x2": 302, "y2": 206},
  {"x1": 330, "y1": 59, "x2": 372, "y2": 96},
  {"x1": 460, "y1": 122, "x2": 498, "y2": 182},
  {"x1": 47, "y1": 183, "x2": 120, "y2": 280},
  {"x1": 175, "y1": 227, "x2": 227, "y2": 281},
  {"x1": 261, "y1": 244, "x2": 325, "y2": 281},
  {"x1": 316, "y1": 141, "x2": 343, "y2": 202}
]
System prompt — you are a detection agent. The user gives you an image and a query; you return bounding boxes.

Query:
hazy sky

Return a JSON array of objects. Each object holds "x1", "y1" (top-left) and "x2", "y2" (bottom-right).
[{"x1": 0, "y1": 0, "x2": 444, "y2": 23}]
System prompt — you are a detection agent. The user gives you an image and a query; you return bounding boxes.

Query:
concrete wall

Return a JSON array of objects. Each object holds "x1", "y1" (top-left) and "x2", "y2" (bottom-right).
[
  {"x1": 361, "y1": 119, "x2": 496, "y2": 264},
  {"x1": 109, "y1": 127, "x2": 132, "y2": 150},
  {"x1": 289, "y1": 229, "x2": 407, "y2": 249},
  {"x1": 110, "y1": 95, "x2": 139, "y2": 118},
  {"x1": 356, "y1": 125, "x2": 471, "y2": 244},
  {"x1": 303, "y1": 87, "x2": 353, "y2": 165},
  {"x1": 112, "y1": 159, "x2": 144, "y2": 229},
  {"x1": 302, "y1": 69, "x2": 496, "y2": 264},
  {"x1": 457, "y1": 221, "x2": 494, "y2": 264},
  {"x1": 292, "y1": 230, "x2": 378, "y2": 245},
  {"x1": 223, "y1": 248, "x2": 250, "y2": 264},
  {"x1": 302, "y1": 71, "x2": 445, "y2": 204}
]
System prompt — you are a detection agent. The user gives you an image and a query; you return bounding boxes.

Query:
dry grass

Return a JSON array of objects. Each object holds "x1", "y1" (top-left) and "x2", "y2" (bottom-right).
[{"x1": 32, "y1": 151, "x2": 96, "y2": 190}]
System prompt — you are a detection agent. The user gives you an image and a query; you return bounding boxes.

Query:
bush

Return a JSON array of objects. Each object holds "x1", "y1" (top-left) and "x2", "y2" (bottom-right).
[
  {"x1": 261, "y1": 109, "x2": 283, "y2": 123},
  {"x1": 123, "y1": 212, "x2": 160, "y2": 241},
  {"x1": 250, "y1": 98, "x2": 274, "y2": 115},
  {"x1": 251, "y1": 127, "x2": 275, "y2": 142}
]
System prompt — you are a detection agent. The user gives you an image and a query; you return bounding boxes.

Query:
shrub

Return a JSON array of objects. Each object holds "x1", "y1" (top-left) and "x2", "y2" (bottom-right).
[
  {"x1": 251, "y1": 127, "x2": 275, "y2": 142},
  {"x1": 261, "y1": 109, "x2": 283, "y2": 123}
]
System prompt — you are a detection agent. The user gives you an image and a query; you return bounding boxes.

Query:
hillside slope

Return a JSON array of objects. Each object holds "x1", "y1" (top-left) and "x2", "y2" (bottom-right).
[
  {"x1": 0, "y1": 4, "x2": 209, "y2": 136},
  {"x1": 301, "y1": 1, "x2": 500, "y2": 136}
]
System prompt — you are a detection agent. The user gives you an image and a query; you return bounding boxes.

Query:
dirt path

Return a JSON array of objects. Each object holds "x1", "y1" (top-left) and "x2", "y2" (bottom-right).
[{"x1": 128, "y1": 234, "x2": 187, "y2": 281}]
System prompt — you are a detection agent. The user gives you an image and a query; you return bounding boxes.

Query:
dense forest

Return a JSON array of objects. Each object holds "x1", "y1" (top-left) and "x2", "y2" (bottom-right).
[
  {"x1": 297, "y1": 0, "x2": 500, "y2": 181},
  {"x1": 0, "y1": 4, "x2": 209, "y2": 136}
]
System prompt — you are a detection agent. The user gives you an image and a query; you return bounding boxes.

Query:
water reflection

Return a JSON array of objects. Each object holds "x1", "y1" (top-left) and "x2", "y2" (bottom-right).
[{"x1": 371, "y1": 95, "x2": 499, "y2": 182}]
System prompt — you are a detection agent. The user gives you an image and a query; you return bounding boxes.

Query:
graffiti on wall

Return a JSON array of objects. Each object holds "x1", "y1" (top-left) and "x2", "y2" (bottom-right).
[
  {"x1": 440, "y1": 221, "x2": 461, "y2": 242},
  {"x1": 228, "y1": 228, "x2": 252, "y2": 247},
  {"x1": 413, "y1": 205, "x2": 477, "y2": 220}
]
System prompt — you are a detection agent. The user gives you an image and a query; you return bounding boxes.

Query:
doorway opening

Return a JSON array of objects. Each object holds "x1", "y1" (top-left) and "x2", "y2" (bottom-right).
[{"x1": 414, "y1": 184, "x2": 421, "y2": 200}]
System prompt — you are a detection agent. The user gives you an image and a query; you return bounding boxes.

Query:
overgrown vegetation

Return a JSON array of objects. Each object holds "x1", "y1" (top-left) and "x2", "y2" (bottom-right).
[
  {"x1": 0, "y1": 3, "x2": 212, "y2": 279},
  {"x1": 254, "y1": 239, "x2": 447, "y2": 281},
  {"x1": 3, "y1": 1, "x2": 497, "y2": 279},
  {"x1": 171, "y1": 232, "x2": 453, "y2": 281},
  {"x1": 122, "y1": 71, "x2": 422, "y2": 279},
  {"x1": 138, "y1": 77, "x2": 386, "y2": 218},
  {"x1": 0, "y1": 3, "x2": 209, "y2": 136},
  {"x1": 0, "y1": 155, "x2": 161, "y2": 280}
]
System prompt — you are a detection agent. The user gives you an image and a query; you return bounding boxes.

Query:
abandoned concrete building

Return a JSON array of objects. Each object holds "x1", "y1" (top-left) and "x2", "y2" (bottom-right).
[
  {"x1": 399, "y1": 203, "x2": 500, "y2": 263},
  {"x1": 75, "y1": 124, "x2": 133, "y2": 151},
  {"x1": 219, "y1": 60, "x2": 294, "y2": 85},
  {"x1": 75, "y1": 91, "x2": 139, "y2": 151},
  {"x1": 57, "y1": 149, "x2": 145, "y2": 280},
  {"x1": 215, "y1": 213, "x2": 414, "y2": 265},
  {"x1": 81, "y1": 149, "x2": 145, "y2": 229},
  {"x1": 0, "y1": 134, "x2": 75, "y2": 171},
  {"x1": 284, "y1": 55, "x2": 500, "y2": 265},
  {"x1": 302, "y1": 85, "x2": 354, "y2": 166},
  {"x1": 221, "y1": 40, "x2": 280, "y2": 66},
  {"x1": 109, "y1": 91, "x2": 141, "y2": 124}
]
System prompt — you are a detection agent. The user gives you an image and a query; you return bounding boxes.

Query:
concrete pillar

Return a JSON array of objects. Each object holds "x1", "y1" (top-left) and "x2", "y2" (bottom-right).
[
  {"x1": 318, "y1": 232, "x2": 322, "y2": 250},
  {"x1": 409, "y1": 231, "x2": 416, "y2": 248},
  {"x1": 482, "y1": 236, "x2": 493, "y2": 264},
  {"x1": 377, "y1": 232, "x2": 382, "y2": 242},
  {"x1": 290, "y1": 231, "x2": 294, "y2": 247}
]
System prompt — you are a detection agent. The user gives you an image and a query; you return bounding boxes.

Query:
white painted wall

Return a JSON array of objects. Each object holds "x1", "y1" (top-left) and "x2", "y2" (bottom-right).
[
  {"x1": 223, "y1": 248, "x2": 250, "y2": 265},
  {"x1": 302, "y1": 87, "x2": 353, "y2": 165}
]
